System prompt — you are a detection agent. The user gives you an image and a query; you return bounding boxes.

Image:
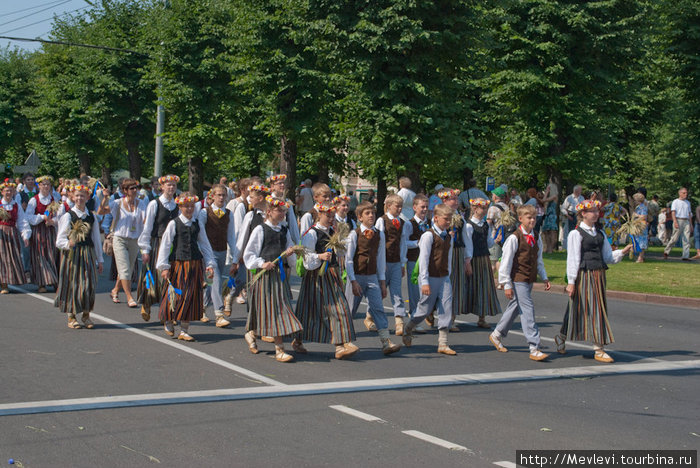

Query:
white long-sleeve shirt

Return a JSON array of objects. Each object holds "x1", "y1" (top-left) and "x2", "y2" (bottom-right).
[
  {"x1": 299, "y1": 211, "x2": 314, "y2": 236},
  {"x1": 301, "y1": 223, "x2": 330, "y2": 271},
  {"x1": 417, "y1": 227, "x2": 453, "y2": 287},
  {"x1": 55, "y1": 206, "x2": 104, "y2": 263},
  {"x1": 138, "y1": 195, "x2": 177, "y2": 252},
  {"x1": 375, "y1": 213, "x2": 409, "y2": 266},
  {"x1": 464, "y1": 216, "x2": 494, "y2": 259},
  {"x1": 198, "y1": 202, "x2": 237, "y2": 264},
  {"x1": 566, "y1": 222, "x2": 624, "y2": 284},
  {"x1": 404, "y1": 215, "x2": 430, "y2": 251},
  {"x1": 156, "y1": 214, "x2": 215, "y2": 271},
  {"x1": 345, "y1": 224, "x2": 386, "y2": 282},
  {"x1": 498, "y1": 226, "x2": 548, "y2": 290},
  {"x1": 232, "y1": 208, "x2": 266, "y2": 264},
  {"x1": 25, "y1": 193, "x2": 60, "y2": 226},
  {"x1": 1, "y1": 198, "x2": 31, "y2": 240},
  {"x1": 243, "y1": 220, "x2": 294, "y2": 271}
]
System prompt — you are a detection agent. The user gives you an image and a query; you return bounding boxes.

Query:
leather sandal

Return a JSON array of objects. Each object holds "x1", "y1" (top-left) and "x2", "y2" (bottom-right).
[
  {"x1": 244, "y1": 331, "x2": 258, "y2": 354},
  {"x1": 111, "y1": 291, "x2": 120, "y2": 303},
  {"x1": 554, "y1": 335, "x2": 567, "y2": 354},
  {"x1": 275, "y1": 349, "x2": 294, "y2": 362},
  {"x1": 488, "y1": 333, "x2": 508, "y2": 352},
  {"x1": 594, "y1": 350, "x2": 614, "y2": 363},
  {"x1": 67, "y1": 318, "x2": 82, "y2": 329}
]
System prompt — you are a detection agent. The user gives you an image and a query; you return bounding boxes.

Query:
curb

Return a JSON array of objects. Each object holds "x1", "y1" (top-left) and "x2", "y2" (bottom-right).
[{"x1": 531, "y1": 283, "x2": 700, "y2": 309}]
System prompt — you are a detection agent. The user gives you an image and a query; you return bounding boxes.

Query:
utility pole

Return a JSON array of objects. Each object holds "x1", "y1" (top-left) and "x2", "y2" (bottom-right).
[{"x1": 153, "y1": 0, "x2": 170, "y2": 177}]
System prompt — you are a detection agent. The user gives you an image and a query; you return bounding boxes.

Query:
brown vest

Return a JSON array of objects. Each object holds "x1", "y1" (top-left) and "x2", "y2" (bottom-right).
[
  {"x1": 205, "y1": 206, "x2": 230, "y2": 252},
  {"x1": 382, "y1": 215, "x2": 404, "y2": 263},
  {"x1": 511, "y1": 228, "x2": 539, "y2": 283},
  {"x1": 428, "y1": 230, "x2": 451, "y2": 278},
  {"x1": 407, "y1": 218, "x2": 422, "y2": 262},
  {"x1": 354, "y1": 226, "x2": 380, "y2": 276}
]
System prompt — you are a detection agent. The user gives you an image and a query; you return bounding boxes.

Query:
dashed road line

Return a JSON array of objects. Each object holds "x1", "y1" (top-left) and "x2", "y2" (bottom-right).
[
  {"x1": 493, "y1": 461, "x2": 517, "y2": 467},
  {"x1": 401, "y1": 430, "x2": 473, "y2": 452},
  {"x1": 329, "y1": 405, "x2": 385, "y2": 422}
]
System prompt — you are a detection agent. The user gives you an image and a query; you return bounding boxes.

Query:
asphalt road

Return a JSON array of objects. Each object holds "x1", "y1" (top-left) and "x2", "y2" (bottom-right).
[{"x1": 1, "y1": 265, "x2": 698, "y2": 467}]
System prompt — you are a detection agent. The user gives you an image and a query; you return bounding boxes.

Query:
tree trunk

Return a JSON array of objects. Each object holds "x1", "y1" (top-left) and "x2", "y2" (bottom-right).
[
  {"x1": 101, "y1": 165, "x2": 112, "y2": 188},
  {"x1": 406, "y1": 166, "x2": 422, "y2": 194},
  {"x1": 280, "y1": 135, "x2": 297, "y2": 197},
  {"x1": 461, "y1": 167, "x2": 474, "y2": 191},
  {"x1": 188, "y1": 156, "x2": 204, "y2": 197},
  {"x1": 78, "y1": 152, "x2": 90, "y2": 177},
  {"x1": 376, "y1": 170, "x2": 387, "y2": 217},
  {"x1": 318, "y1": 160, "x2": 329, "y2": 185},
  {"x1": 125, "y1": 121, "x2": 141, "y2": 181}
]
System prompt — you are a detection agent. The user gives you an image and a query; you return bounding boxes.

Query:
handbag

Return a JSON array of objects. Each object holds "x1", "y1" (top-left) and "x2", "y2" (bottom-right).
[{"x1": 102, "y1": 199, "x2": 122, "y2": 257}]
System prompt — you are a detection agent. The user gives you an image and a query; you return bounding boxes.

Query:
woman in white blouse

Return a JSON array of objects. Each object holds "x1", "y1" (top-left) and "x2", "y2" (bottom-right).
[{"x1": 103, "y1": 178, "x2": 147, "y2": 307}]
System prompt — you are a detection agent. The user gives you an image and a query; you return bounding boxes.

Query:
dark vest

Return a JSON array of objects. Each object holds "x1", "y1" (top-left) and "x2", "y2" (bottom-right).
[
  {"x1": 205, "y1": 206, "x2": 230, "y2": 252},
  {"x1": 354, "y1": 227, "x2": 380, "y2": 276},
  {"x1": 428, "y1": 229, "x2": 451, "y2": 278},
  {"x1": 382, "y1": 215, "x2": 404, "y2": 263},
  {"x1": 452, "y1": 215, "x2": 465, "y2": 248},
  {"x1": 241, "y1": 209, "x2": 265, "y2": 252},
  {"x1": 468, "y1": 219, "x2": 490, "y2": 257},
  {"x1": 169, "y1": 218, "x2": 203, "y2": 262},
  {"x1": 312, "y1": 226, "x2": 338, "y2": 266},
  {"x1": 259, "y1": 224, "x2": 288, "y2": 262},
  {"x1": 20, "y1": 189, "x2": 36, "y2": 205},
  {"x1": 407, "y1": 218, "x2": 428, "y2": 262},
  {"x1": 0, "y1": 202, "x2": 18, "y2": 227},
  {"x1": 577, "y1": 227, "x2": 608, "y2": 271},
  {"x1": 510, "y1": 228, "x2": 539, "y2": 283},
  {"x1": 69, "y1": 210, "x2": 95, "y2": 247},
  {"x1": 153, "y1": 199, "x2": 179, "y2": 239}
]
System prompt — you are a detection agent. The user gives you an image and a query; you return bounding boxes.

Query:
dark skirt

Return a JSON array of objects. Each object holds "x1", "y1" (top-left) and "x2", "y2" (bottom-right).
[
  {"x1": 560, "y1": 269, "x2": 613, "y2": 345},
  {"x1": 137, "y1": 237, "x2": 164, "y2": 308},
  {"x1": 246, "y1": 267, "x2": 303, "y2": 337},
  {"x1": 159, "y1": 259, "x2": 204, "y2": 322},
  {"x1": 0, "y1": 225, "x2": 26, "y2": 285},
  {"x1": 450, "y1": 246, "x2": 467, "y2": 315},
  {"x1": 294, "y1": 265, "x2": 355, "y2": 345},
  {"x1": 30, "y1": 223, "x2": 59, "y2": 287},
  {"x1": 465, "y1": 255, "x2": 502, "y2": 317},
  {"x1": 54, "y1": 245, "x2": 97, "y2": 316}
]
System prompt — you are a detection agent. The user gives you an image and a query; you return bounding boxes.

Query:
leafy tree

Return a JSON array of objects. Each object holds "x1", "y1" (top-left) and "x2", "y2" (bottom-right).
[{"x1": 0, "y1": 48, "x2": 36, "y2": 168}]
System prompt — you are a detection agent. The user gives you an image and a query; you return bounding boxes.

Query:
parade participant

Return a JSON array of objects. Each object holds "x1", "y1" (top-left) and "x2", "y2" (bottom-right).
[
  {"x1": 396, "y1": 176, "x2": 416, "y2": 221},
  {"x1": 369, "y1": 193, "x2": 410, "y2": 335},
  {"x1": 226, "y1": 177, "x2": 252, "y2": 306},
  {"x1": 0, "y1": 179, "x2": 31, "y2": 293},
  {"x1": 333, "y1": 194, "x2": 356, "y2": 230},
  {"x1": 293, "y1": 202, "x2": 358, "y2": 359},
  {"x1": 15, "y1": 173, "x2": 38, "y2": 209},
  {"x1": 438, "y1": 188, "x2": 469, "y2": 330},
  {"x1": 25, "y1": 176, "x2": 61, "y2": 292},
  {"x1": 268, "y1": 174, "x2": 300, "y2": 244},
  {"x1": 54, "y1": 184, "x2": 104, "y2": 328},
  {"x1": 486, "y1": 186, "x2": 510, "y2": 292},
  {"x1": 232, "y1": 184, "x2": 271, "y2": 265},
  {"x1": 199, "y1": 184, "x2": 236, "y2": 328},
  {"x1": 299, "y1": 183, "x2": 332, "y2": 234},
  {"x1": 464, "y1": 197, "x2": 502, "y2": 323},
  {"x1": 242, "y1": 196, "x2": 302, "y2": 362},
  {"x1": 555, "y1": 200, "x2": 632, "y2": 363},
  {"x1": 405, "y1": 194, "x2": 430, "y2": 319},
  {"x1": 402, "y1": 204, "x2": 456, "y2": 355},
  {"x1": 490, "y1": 204, "x2": 551, "y2": 361},
  {"x1": 137, "y1": 175, "x2": 180, "y2": 321},
  {"x1": 345, "y1": 202, "x2": 402, "y2": 356},
  {"x1": 156, "y1": 193, "x2": 215, "y2": 341}
]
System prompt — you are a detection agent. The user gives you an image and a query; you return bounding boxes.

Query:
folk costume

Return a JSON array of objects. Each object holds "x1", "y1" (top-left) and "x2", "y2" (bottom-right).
[
  {"x1": 24, "y1": 181, "x2": 61, "y2": 290},
  {"x1": 405, "y1": 215, "x2": 431, "y2": 317},
  {"x1": 374, "y1": 213, "x2": 410, "y2": 335},
  {"x1": 0, "y1": 181, "x2": 31, "y2": 292}
]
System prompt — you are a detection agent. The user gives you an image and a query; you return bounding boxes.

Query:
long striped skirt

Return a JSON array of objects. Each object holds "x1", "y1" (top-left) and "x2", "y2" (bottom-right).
[
  {"x1": 137, "y1": 237, "x2": 164, "y2": 308},
  {"x1": 159, "y1": 259, "x2": 204, "y2": 323},
  {"x1": 0, "y1": 225, "x2": 26, "y2": 285},
  {"x1": 465, "y1": 255, "x2": 502, "y2": 317},
  {"x1": 30, "y1": 223, "x2": 59, "y2": 287},
  {"x1": 246, "y1": 267, "x2": 302, "y2": 337},
  {"x1": 450, "y1": 246, "x2": 467, "y2": 315},
  {"x1": 54, "y1": 245, "x2": 97, "y2": 316},
  {"x1": 294, "y1": 265, "x2": 356, "y2": 345},
  {"x1": 560, "y1": 269, "x2": 613, "y2": 345}
]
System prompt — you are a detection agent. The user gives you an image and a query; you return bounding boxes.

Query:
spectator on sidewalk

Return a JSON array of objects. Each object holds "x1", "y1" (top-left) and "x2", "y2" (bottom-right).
[
  {"x1": 663, "y1": 187, "x2": 694, "y2": 261},
  {"x1": 560, "y1": 185, "x2": 584, "y2": 250}
]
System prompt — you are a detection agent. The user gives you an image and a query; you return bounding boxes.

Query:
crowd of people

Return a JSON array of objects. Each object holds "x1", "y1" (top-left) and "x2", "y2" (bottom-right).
[{"x1": 0, "y1": 171, "x2": 695, "y2": 364}]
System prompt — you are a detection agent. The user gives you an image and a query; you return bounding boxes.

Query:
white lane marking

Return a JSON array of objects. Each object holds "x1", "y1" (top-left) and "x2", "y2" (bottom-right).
[
  {"x1": 9, "y1": 286, "x2": 284, "y2": 387},
  {"x1": 1, "y1": 359, "x2": 698, "y2": 416},
  {"x1": 329, "y1": 405, "x2": 385, "y2": 422},
  {"x1": 493, "y1": 462, "x2": 517, "y2": 468},
  {"x1": 401, "y1": 430, "x2": 472, "y2": 452}
]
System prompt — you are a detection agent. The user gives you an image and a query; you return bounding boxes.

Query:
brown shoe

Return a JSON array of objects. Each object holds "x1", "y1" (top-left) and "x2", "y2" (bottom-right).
[
  {"x1": 335, "y1": 343, "x2": 359, "y2": 360},
  {"x1": 275, "y1": 351, "x2": 294, "y2": 363},
  {"x1": 425, "y1": 312, "x2": 435, "y2": 327},
  {"x1": 140, "y1": 306, "x2": 150, "y2": 322},
  {"x1": 81, "y1": 316, "x2": 95, "y2": 329},
  {"x1": 489, "y1": 333, "x2": 508, "y2": 352},
  {"x1": 67, "y1": 318, "x2": 82, "y2": 329},
  {"x1": 594, "y1": 350, "x2": 614, "y2": 363},
  {"x1": 177, "y1": 331, "x2": 195, "y2": 342},
  {"x1": 244, "y1": 331, "x2": 258, "y2": 354},
  {"x1": 164, "y1": 323, "x2": 175, "y2": 337},
  {"x1": 437, "y1": 345, "x2": 457, "y2": 355},
  {"x1": 529, "y1": 350, "x2": 549, "y2": 361},
  {"x1": 215, "y1": 317, "x2": 231, "y2": 328},
  {"x1": 200, "y1": 315, "x2": 210, "y2": 323},
  {"x1": 477, "y1": 317, "x2": 491, "y2": 329},
  {"x1": 363, "y1": 316, "x2": 377, "y2": 332},
  {"x1": 37, "y1": 286, "x2": 47, "y2": 293},
  {"x1": 292, "y1": 339, "x2": 308, "y2": 354},
  {"x1": 261, "y1": 335, "x2": 275, "y2": 343},
  {"x1": 394, "y1": 316, "x2": 404, "y2": 336},
  {"x1": 554, "y1": 335, "x2": 567, "y2": 354},
  {"x1": 382, "y1": 340, "x2": 401, "y2": 355}
]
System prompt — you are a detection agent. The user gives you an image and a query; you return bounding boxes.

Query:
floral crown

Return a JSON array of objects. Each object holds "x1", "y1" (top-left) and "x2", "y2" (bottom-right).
[
  {"x1": 438, "y1": 189, "x2": 460, "y2": 200},
  {"x1": 333, "y1": 195, "x2": 350, "y2": 204},
  {"x1": 72, "y1": 185, "x2": 90, "y2": 193},
  {"x1": 175, "y1": 194, "x2": 199, "y2": 205},
  {"x1": 575, "y1": 199, "x2": 601, "y2": 213},
  {"x1": 469, "y1": 198, "x2": 489, "y2": 207},
  {"x1": 249, "y1": 184, "x2": 270, "y2": 194},
  {"x1": 266, "y1": 195, "x2": 289, "y2": 208},
  {"x1": 267, "y1": 174, "x2": 287, "y2": 183},
  {"x1": 158, "y1": 174, "x2": 180, "y2": 185},
  {"x1": 0, "y1": 178, "x2": 17, "y2": 190},
  {"x1": 314, "y1": 202, "x2": 336, "y2": 213},
  {"x1": 36, "y1": 175, "x2": 54, "y2": 185}
]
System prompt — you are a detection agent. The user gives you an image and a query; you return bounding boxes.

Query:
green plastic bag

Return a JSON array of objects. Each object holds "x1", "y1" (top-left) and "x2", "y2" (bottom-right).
[
  {"x1": 296, "y1": 253, "x2": 306, "y2": 277},
  {"x1": 410, "y1": 261, "x2": 420, "y2": 285}
]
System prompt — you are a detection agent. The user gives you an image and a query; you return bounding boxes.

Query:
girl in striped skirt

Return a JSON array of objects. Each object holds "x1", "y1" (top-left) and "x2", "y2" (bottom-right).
[
  {"x1": 156, "y1": 193, "x2": 215, "y2": 342},
  {"x1": 54, "y1": 185, "x2": 104, "y2": 329},
  {"x1": 555, "y1": 200, "x2": 631, "y2": 363},
  {"x1": 243, "y1": 196, "x2": 302, "y2": 363},
  {"x1": 465, "y1": 198, "x2": 502, "y2": 321},
  {"x1": 25, "y1": 176, "x2": 61, "y2": 292},
  {"x1": 293, "y1": 203, "x2": 358, "y2": 360},
  {"x1": 438, "y1": 188, "x2": 469, "y2": 331},
  {"x1": 0, "y1": 179, "x2": 31, "y2": 293}
]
